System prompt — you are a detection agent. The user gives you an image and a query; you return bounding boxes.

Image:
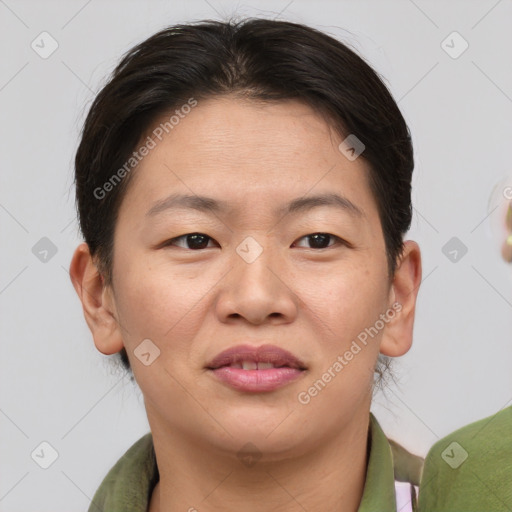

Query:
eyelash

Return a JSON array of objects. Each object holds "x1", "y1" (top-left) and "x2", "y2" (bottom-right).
[{"x1": 162, "y1": 232, "x2": 347, "y2": 250}]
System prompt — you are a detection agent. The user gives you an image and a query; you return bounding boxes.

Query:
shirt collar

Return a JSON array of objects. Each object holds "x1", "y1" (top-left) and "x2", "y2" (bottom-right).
[
  {"x1": 358, "y1": 412, "x2": 397, "y2": 511},
  {"x1": 89, "y1": 413, "x2": 396, "y2": 512}
]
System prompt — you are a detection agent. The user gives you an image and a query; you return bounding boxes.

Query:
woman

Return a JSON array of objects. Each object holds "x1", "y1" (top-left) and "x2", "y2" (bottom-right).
[{"x1": 69, "y1": 17, "x2": 423, "y2": 511}]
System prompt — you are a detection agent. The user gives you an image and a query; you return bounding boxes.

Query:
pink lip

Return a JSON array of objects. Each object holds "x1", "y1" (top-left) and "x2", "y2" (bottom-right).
[{"x1": 206, "y1": 344, "x2": 307, "y2": 393}]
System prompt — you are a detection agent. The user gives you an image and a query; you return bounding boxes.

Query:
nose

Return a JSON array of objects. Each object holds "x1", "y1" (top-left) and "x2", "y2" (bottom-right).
[{"x1": 214, "y1": 237, "x2": 299, "y2": 325}]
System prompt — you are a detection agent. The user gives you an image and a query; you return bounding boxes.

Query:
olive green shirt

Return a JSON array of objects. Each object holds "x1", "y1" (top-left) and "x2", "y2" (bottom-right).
[
  {"x1": 88, "y1": 413, "x2": 421, "y2": 512},
  {"x1": 419, "y1": 405, "x2": 512, "y2": 512}
]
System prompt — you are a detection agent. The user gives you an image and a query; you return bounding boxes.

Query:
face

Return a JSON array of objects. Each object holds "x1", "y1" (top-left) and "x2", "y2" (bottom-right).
[{"x1": 73, "y1": 96, "x2": 420, "y2": 459}]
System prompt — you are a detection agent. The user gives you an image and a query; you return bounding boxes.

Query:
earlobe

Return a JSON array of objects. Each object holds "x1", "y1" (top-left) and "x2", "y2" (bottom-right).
[
  {"x1": 379, "y1": 240, "x2": 422, "y2": 357},
  {"x1": 69, "y1": 243, "x2": 125, "y2": 356}
]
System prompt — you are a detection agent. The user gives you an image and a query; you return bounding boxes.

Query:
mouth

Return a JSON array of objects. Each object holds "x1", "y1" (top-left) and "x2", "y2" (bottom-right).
[
  {"x1": 206, "y1": 344, "x2": 307, "y2": 392},
  {"x1": 206, "y1": 344, "x2": 307, "y2": 370}
]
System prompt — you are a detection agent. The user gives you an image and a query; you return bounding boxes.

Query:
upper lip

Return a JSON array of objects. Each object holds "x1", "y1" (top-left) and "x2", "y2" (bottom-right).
[{"x1": 206, "y1": 344, "x2": 307, "y2": 370}]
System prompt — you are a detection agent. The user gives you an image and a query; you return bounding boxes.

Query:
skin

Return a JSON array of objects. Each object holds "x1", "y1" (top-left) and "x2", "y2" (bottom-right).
[{"x1": 70, "y1": 96, "x2": 422, "y2": 512}]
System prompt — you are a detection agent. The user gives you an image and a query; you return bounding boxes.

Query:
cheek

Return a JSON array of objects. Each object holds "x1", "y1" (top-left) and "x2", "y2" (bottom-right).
[
  {"x1": 112, "y1": 254, "x2": 206, "y2": 346},
  {"x1": 299, "y1": 260, "x2": 388, "y2": 340},
  {"x1": 295, "y1": 269, "x2": 386, "y2": 415}
]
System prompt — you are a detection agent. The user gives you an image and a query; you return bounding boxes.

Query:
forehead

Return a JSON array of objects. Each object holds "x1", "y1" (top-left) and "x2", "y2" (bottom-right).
[{"x1": 120, "y1": 96, "x2": 378, "y2": 224}]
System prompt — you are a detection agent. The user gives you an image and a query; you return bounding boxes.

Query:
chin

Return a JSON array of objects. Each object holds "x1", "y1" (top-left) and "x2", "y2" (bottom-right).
[
  {"x1": 210, "y1": 428, "x2": 307, "y2": 463},
  {"x1": 204, "y1": 406, "x2": 309, "y2": 453}
]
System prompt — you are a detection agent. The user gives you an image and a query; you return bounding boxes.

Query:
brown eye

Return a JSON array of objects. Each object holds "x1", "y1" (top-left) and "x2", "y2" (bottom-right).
[
  {"x1": 293, "y1": 233, "x2": 342, "y2": 249},
  {"x1": 165, "y1": 233, "x2": 216, "y2": 250}
]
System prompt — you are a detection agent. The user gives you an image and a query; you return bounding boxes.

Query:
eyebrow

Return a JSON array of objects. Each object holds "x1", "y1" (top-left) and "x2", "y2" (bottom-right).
[{"x1": 146, "y1": 192, "x2": 364, "y2": 219}]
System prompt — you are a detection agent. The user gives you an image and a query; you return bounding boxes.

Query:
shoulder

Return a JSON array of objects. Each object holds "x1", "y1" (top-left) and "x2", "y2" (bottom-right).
[
  {"x1": 88, "y1": 432, "x2": 158, "y2": 512},
  {"x1": 418, "y1": 406, "x2": 512, "y2": 512}
]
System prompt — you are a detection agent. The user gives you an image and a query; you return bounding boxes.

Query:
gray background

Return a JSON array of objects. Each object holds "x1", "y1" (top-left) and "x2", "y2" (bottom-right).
[{"x1": 1, "y1": 0, "x2": 511, "y2": 510}]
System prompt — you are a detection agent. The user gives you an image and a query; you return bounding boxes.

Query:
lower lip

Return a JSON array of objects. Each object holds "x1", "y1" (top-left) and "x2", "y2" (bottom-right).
[{"x1": 209, "y1": 367, "x2": 305, "y2": 392}]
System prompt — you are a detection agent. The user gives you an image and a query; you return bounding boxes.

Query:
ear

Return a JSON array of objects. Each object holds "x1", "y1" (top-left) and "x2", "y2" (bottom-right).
[
  {"x1": 379, "y1": 240, "x2": 422, "y2": 357},
  {"x1": 69, "y1": 242, "x2": 124, "y2": 355}
]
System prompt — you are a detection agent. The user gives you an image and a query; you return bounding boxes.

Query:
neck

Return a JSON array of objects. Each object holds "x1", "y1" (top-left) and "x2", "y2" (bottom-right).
[{"x1": 147, "y1": 411, "x2": 371, "y2": 512}]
